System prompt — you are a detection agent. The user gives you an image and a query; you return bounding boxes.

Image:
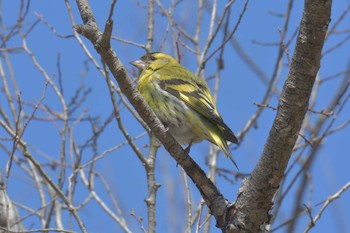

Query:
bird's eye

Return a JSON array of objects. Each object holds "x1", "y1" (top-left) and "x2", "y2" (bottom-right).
[{"x1": 149, "y1": 56, "x2": 156, "y2": 61}]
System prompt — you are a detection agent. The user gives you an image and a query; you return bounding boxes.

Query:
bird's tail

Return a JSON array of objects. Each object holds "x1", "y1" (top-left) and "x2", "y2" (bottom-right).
[{"x1": 210, "y1": 131, "x2": 239, "y2": 170}]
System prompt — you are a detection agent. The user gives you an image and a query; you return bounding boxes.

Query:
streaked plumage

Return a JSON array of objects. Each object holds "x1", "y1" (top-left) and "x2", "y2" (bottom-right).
[{"x1": 131, "y1": 52, "x2": 238, "y2": 168}]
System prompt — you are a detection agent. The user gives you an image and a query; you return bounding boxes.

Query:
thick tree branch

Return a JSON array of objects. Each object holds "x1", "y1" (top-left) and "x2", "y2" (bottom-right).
[
  {"x1": 74, "y1": 0, "x2": 230, "y2": 227},
  {"x1": 0, "y1": 182, "x2": 25, "y2": 232},
  {"x1": 230, "y1": 1, "x2": 332, "y2": 232}
]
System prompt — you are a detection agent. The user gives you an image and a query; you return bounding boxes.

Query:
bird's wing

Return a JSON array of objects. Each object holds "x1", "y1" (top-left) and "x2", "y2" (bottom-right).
[{"x1": 157, "y1": 66, "x2": 237, "y2": 143}]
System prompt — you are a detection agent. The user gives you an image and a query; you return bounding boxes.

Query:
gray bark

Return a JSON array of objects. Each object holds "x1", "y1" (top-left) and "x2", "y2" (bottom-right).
[
  {"x1": 0, "y1": 184, "x2": 24, "y2": 232},
  {"x1": 230, "y1": 1, "x2": 332, "y2": 232}
]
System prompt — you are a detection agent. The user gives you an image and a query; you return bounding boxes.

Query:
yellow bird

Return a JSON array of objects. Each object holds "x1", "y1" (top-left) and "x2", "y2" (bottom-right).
[{"x1": 131, "y1": 52, "x2": 238, "y2": 169}]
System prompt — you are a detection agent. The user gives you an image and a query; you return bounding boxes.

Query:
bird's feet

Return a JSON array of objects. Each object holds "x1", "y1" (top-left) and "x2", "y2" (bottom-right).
[{"x1": 184, "y1": 141, "x2": 193, "y2": 155}]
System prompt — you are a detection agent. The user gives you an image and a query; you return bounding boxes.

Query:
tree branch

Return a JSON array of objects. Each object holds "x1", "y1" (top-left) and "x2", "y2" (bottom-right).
[{"x1": 231, "y1": 1, "x2": 332, "y2": 232}]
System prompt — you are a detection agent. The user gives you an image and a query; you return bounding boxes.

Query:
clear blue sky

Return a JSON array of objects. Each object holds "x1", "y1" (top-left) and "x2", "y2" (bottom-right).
[{"x1": 1, "y1": 1, "x2": 350, "y2": 232}]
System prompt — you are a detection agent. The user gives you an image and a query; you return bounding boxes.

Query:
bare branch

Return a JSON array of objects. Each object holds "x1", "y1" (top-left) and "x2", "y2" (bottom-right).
[
  {"x1": 304, "y1": 181, "x2": 350, "y2": 233},
  {"x1": 232, "y1": 1, "x2": 332, "y2": 232}
]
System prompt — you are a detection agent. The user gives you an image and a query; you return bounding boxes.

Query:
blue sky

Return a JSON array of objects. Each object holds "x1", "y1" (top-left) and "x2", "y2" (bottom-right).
[{"x1": 1, "y1": 1, "x2": 350, "y2": 232}]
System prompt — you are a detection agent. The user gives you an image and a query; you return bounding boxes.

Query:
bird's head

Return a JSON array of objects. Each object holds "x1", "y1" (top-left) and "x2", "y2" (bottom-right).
[{"x1": 130, "y1": 52, "x2": 178, "y2": 72}]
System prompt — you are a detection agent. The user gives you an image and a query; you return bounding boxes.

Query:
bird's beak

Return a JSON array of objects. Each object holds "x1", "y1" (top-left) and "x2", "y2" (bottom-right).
[{"x1": 130, "y1": 60, "x2": 147, "y2": 70}]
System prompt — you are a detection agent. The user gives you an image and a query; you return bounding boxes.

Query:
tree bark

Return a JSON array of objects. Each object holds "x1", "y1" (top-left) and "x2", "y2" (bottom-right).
[
  {"x1": 0, "y1": 185, "x2": 25, "y2": 232},
  {"x1": 230, "y1": 1, "x2": 332, "y2": 232}
]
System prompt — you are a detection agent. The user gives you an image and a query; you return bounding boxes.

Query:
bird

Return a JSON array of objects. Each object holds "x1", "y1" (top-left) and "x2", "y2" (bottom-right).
[{"x1": 130, "y1": 52, "x2": 239, "y2": 169}]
